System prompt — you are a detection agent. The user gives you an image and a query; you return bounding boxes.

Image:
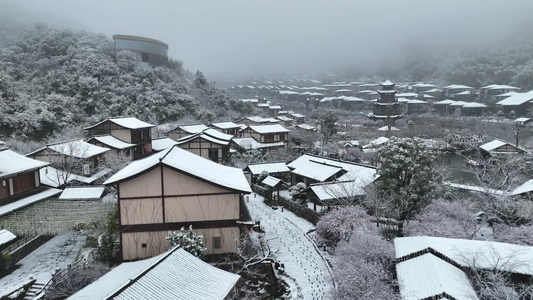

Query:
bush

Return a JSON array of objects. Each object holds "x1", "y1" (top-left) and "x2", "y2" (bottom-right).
[{"x1": 84, "y1": 236, "x2": 98, "y2": 248}]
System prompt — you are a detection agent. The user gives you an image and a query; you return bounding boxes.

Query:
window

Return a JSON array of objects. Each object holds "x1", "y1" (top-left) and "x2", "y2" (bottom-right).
[
  {"x1": 12, "y1": 173, "x2": 36, "y2": 195},
  {"x1": 208, "y1": 149, "x2": 219, "y2": 162},
  {"x1": 264, "y1": 134, "x2": 274, "y2": 143},
  {"x1": 213, "y1": 237, "x2": 222, "y2": 249},
  {"x1": 141, "y1": 52, "x2": 149, "y2": 62},
  {"x1": 141, "y1": 243, "x2": 147, "y2": 248}
]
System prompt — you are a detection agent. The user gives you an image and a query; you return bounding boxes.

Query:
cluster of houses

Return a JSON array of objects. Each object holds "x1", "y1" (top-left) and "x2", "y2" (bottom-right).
[{"x1": 230, "y1": 79, "x2": 533, "y2": 117}]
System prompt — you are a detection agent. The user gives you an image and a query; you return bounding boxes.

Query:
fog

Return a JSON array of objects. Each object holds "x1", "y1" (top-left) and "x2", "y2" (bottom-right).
[{"x1": 2, "y1": 0, "x2": 533, "y2": 81}]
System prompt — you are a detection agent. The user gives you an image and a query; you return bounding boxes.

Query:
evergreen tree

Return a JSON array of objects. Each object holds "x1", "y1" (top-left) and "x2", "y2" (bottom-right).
[{"x1": 372, "y1": 137, "x2": 445, "y2": 237}]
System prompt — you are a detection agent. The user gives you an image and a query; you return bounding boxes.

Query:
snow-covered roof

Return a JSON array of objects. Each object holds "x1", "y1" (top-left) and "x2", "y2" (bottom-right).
[
  {"x1": 70, "y1": 248, "x2": 240, "y2": 300},
  {"x1": 495, "y1": 91, "x2": 518, "y2": 98},
  {"x1": 291, "y1": 160, "x2": 345, "y2": 182},
  {"x1": 0, "y1": 229, "x2": 16, "y2": 247},
  {"x1": 176, "y1": 124, "x2": 209, "y2": 134},
  {"x1": 244, "y1": 116, "x2": 279, "y2": 123},
  {"x1": 511, "y1": 179, "x2": 533, "y2": 196},
  {"x1": 412, "y1": 83, "x2": 436, "y2": 88},
  {"x1": 276, "y1": 116, "x2": 293, "y2": 122},
  {"x1": 455, "y1": 90, "x2": 472, "y2": 95},
  {"x1": 90, "y1": 135, "x2": 135, "y2": 150},
  {"x1": 261, "y1": 176, "x2": 283, "y2": 188},
  {"x1": 240, "y1": 98, "x2": 259, "y2": 103},
  {"x1": 362, "y1": 137, "x2": 389, "y2": 149},
  {"x1": 461, "y1": 102, "x2": 487, "y2": 108},
  {"x1": 396, "y1": 92, "x2": 418, "y2": 98},
  {"x1": 396, "y1": 253, "x2": 478, "y2": 300},
  {"x1": 59, "y1": 187, "x2": 105, "y2": 200},
  {"x1": 407, "y1": 99, "x2": 428, "y2": 104},
  {"x1": 425, "y1": 88, "x2": 442, "y2": 93},
  {"x1": 177, "y1": 132, "x2": 229, "y2": 146},
  {"x1": 0, "y1": 149, "x2": 49, "y2": 179},
  {"x1": 395, "y1": 236, "x2": 533, "y2": 276},
  {"x1": 397, "y1": 98, "x2": 411, "y2": 103},
  {"x1": 104, "y1": 146, "x2": 251, "y2": 193},
  {"x1": 334, "y1": 89, "x2": 352, "y2": 93},
  {"x1": 288, "y1": 154, "x2": 377, "y2": 183},
  {"x1": 496, "y1": 91, "x2": 533, "y2": 106},
  {"x1": 296, "y1": 124, "x2": 316, "y2": 131},
  {"x1": 310, "y1": 180, "x2": 367, "y2": 201},
  {"x1": 109, "y1": 117, "x2": 155, "y2": 129},
  {"x1": 449, "y1": 101, "x2": 467, "y2": 107},
  {"x1": 479, "y1": 139, "x2": 520, "y2": 152},
  {"x1": 377, "y1": 126, "x2": 399, "y2": 131},
  {"x1": 85, "y1": 117, "x2": 155, "y2": 130},
  {"x1": 245, "y1": 162, "x2": 290, "y2": 175},
  {"x1": 434, "y1": 99, "x2": 455, "y2": 105},
  {"x1": 422, "y1": 94, "x2": 434, "y2": 99},
  {"x1": 210, "y1": 121, "x2": 242, "y2": 130},
  {"x1": 233, "y1": 138, "x2": 286, "y2": 150},
  {"x1": 151, "y1": 137, "x2": 179, "y2": 151},
  {"x1": 290, "y1": 113, "x2": 305, "y2": 118},
  {"x1": 269, "y1": 105, "x2": 282, "y2": 110},
  {"x1": 515, "y1": 117, "x2": 532, "y2": 123},
  {"x1": 0, "y1": 187, "x2": 62, "y2": 217},
  {"x1": 249, "y1": 124, "x2": 290, "y2": 134},
  {"x1": 485, "y1": 84, "x2": 520, "y2": 90},
  {"x1": 203, "y1": 128, "x2": 233, "y2": 142},
  {"x1": 32, "y1": 139, "x2": 110, "y2": 159},
  {"x1": 39, "y1": 166, "x2": 110, "y2": 187},
  {"x1": 443, "y1": 84, "x2": 473, "y2": 90}
]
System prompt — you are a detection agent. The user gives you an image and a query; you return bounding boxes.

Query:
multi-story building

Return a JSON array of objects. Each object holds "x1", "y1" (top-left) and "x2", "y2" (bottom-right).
[{"x1": 113, "y1": 34, "x2": 169, "y2": 67}]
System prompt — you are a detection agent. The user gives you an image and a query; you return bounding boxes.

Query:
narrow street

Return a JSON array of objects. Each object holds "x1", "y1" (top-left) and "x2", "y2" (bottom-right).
[{"x1": 246, "y1": 193, "x2": 334, "y2": 300}]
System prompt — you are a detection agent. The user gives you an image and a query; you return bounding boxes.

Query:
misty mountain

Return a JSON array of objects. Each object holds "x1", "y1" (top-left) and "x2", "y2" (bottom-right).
[{"x1": 0, "y1": 25, "x2": 254, "y2": 140}]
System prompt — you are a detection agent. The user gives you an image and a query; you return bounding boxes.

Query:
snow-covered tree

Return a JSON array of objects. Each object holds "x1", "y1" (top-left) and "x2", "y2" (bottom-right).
[
  {"x1": 166, "y1": 225, "x2": 207, "y2": 259},
  {"x1": 318, "y1": 111, "x2": 338, "y2": 142},
  {"x1": 289, "y1": 182, "x2": 307, "y2": 204},
  {"x1": 406, "y1": 199, "x2": 482, "y2": 240},
  {"x1": 371, "y1": 137, "x2": 445, "y2": 237},
  {"x1": 256, "y1": 170, "x2": 269, "y2": 183},
  {"x1": 333, "y1": 231, "x2": 398, "y2": 299},
  {"x1": 316, "y1": 205, "x2": 373, "y2": 243}
]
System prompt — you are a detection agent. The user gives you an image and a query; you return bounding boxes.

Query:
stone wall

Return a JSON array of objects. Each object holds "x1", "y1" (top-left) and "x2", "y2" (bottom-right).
[{"x1": 0, "y1": 199, "x2": 116, "y2": 236}]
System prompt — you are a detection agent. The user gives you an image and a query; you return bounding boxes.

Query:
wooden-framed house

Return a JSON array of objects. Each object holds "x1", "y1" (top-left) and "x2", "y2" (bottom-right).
[
  {"x1": 85, "y1": 117, "x2": 155, "y2": 160},
  {"x1": 176, "y1": 129, "x2": 233, "y2": 164},
  {"x1": 103, "y1": 146, "x2": 251, "y2": 261}
]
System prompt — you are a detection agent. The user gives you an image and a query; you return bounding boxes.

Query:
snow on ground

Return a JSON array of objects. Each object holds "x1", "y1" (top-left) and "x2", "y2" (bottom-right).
[
  {"x1": 247, "y1": 193, "x2": 334, "y2": 299},
  {"x1": 0, "y1": 231, "x2": 86, "y2": 292}
]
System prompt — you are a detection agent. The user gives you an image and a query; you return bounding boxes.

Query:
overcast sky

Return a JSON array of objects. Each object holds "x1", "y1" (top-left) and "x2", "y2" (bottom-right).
[{"x1": 3, "y1": 0, "x2": 533, "y2": 81}]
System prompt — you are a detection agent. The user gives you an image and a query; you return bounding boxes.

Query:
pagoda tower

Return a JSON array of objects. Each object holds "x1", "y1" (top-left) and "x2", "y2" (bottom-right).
[{"x1": 367, "y1": 80, "x2": 403, "y2": 133}]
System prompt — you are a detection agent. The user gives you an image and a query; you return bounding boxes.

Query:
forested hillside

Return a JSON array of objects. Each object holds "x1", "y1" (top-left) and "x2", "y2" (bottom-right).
[{"x1": 0, "y1": 25, "x2": 254, "y2": 140}]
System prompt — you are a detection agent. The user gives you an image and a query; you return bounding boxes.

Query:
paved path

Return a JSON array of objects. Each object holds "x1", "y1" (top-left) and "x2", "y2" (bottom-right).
[
  {"x1": 0, "y1": 231, "x2": 85, "y2": 293},
  {"x1": 246, "y1": 193, "x2": 333, "y2": 300}
]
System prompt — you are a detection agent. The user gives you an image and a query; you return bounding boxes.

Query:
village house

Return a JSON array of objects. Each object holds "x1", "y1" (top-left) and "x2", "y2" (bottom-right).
[
  {"x1": 243, "y1": 162, "x2": 291, "y2": 184},
  {"x1": 275, "y1": 115, "x2": 294, "y2": 127},
  {"x1": 433, "y1": 99, "x2": 456, "y2": 113},
  {"x1": 0, "y1": 144, "x2": 61, "y2": 217},
  {"x1": 209, "y1": 121, "x2": 242, "y2": 136},
  {"x1": 240, "y1": 124, "x2": 290, "y2": 144},
  {"x1": 287, "y1": 154, "x2": 376, "y2": 187},
  {"x1": 268, "y1": 105, "x2": 282, "y2": 117},
  {"x1": 176, "y1": 129, "x2": 233, "y2": 164},
  {"x1": 412, "y1": 83, "x2": 438, "y2": 94},
  {"x1": 478, "y1": 139, "x2": 526, "y2": 155},
  {"x1": 70, "y1": 247, "x2": 240, "y2": 300},
  {"x1": 406, "y1": 99, "x2": 429, "y2": 114},
  {"x1": 459, "y1": 102, "x2": 487, "y2": 116},
  {"x1": 27, "y1": 139, "x2": 110, "y2": 180},
  {"x1": 495, "y1": 91, "x2": 533, "y2": 117},
  {"x1": 289, "y1": 113, "x2": 306, "y2": 124},
  {"x1": 104, "y1": 145, "x2": 251, "y2": 261},
  {"x1": 236, "y1": 116, "x2": 279, "y2": 126},
  {"x1": 85, "y1": 117, "x2": 155, "y2": 160},
  {"x1": 480, "y1": 84, "x2": 520, "y2": 102},
  {"x1": 395, "y1": 236, "x2": 533, "y2": 300},
  {"x1": 442, "y1": 84, "x2": 475, "y2": 99},
  {"x1": 166, "y1": 124, "x2": 209, "y2": 140}
]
